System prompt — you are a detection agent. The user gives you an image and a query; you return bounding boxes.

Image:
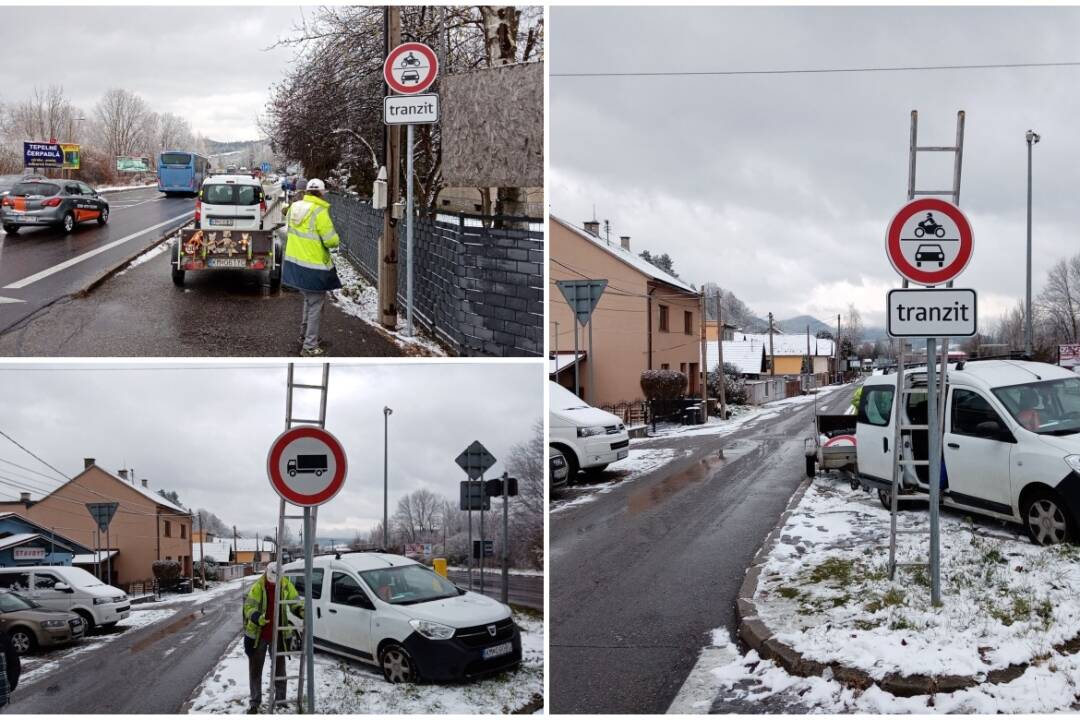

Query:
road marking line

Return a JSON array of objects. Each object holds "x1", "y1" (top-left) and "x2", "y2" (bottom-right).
[
  {"x1": 0, "y1": 295, "x2": 24, "y2": 304},
  {"x1": 3, "y1": 212, "x2": 193, "y2": 290}
]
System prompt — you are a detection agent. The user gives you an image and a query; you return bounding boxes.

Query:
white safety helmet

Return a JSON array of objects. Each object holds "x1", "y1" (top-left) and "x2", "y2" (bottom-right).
[
  {"x1": 306, "y1": 178, "x2": 326, "y2": 192},
  {"x1": 265, "y1": 561, "x2": 281, "y2": 583}
]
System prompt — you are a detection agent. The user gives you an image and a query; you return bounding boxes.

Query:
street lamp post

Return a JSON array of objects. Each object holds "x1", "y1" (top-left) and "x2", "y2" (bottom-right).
[
  {"x1": 1026, "y1": 129, "x2": 1040, "y2": 357},
  {"x1": 383, "y1": 406, "x2": 392, "y2": 549}
]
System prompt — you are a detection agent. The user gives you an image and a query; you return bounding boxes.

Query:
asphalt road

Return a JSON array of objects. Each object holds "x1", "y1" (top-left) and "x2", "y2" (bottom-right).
[
  {"x1": 0, "y1": 186, "x2": 195, "y2": 335},
  {"x1": 447, "y1": 570, "x2": 543, "y2": 611},
  {"x1": 549, "y1": 385, "x2": 858, "y2": 714},
  {"x1": 10, "y1": 590, "x2": 244, "y2": 714},
  {"x1": 0, "y1": 190, "x2": 403, "y2": 357}
]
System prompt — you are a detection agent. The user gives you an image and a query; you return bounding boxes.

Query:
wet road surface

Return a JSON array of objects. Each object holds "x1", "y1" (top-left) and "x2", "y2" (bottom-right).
[
  {"x1": 0, "y1": 186, "x2": 195, "y2": 334},
  {"x1": 10, "y1": 591, "x2": 244, "y2": 713},
  {"x1": 548, "y1": 386, "x2": 858, "y2": 714},
  {"x1": 447, "y1": 570, "x2": 543, "y2": 611}
]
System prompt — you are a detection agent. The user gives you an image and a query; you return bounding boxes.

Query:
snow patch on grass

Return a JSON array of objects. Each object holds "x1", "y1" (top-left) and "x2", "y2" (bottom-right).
[
  {"x1": 186, "y1": 611, "x2": 543, "y2": 714},
  {"x1": 330, "y1": 255, "x2": 446, "y2": 356}
]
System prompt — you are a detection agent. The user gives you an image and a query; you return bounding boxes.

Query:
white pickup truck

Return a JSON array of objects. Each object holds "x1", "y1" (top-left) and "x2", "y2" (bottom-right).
[{"x1": 856, "y1": 359, "x2": 1080, "y2": 545}]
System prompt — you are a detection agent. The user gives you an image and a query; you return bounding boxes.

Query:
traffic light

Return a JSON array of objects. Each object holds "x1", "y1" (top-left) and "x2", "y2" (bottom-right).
[{"x1": 485, "y1": 477, "x2": 518, "y2": 497}]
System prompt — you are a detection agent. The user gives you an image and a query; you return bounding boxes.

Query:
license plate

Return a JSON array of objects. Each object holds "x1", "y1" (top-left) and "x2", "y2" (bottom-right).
[
  {"x1": 617, "y1": 450, "x2": 629, "y2": 460},
  {"x1": 119, "y1": 611, "x2": 129, "y2": 619},
  {"x1": 482, "y1": 641, "x2": 513, "y2": 660},
  {"x1": 209, "y1": 218, "x2": 233, "y2": 226},
  {"x1": 208, "y1": 258, "x2": 247, "y2": 268}
]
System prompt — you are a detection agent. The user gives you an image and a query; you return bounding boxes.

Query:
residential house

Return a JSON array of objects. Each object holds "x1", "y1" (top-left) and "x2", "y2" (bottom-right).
[
  {"x1": 194, "y1": 537, "x2": 275, "y2": 568},
  {"x1": 549, "y1": 216, "x2": 704, "y2": 407},
  {"x1": 0, "y1": 513, "x2": 92, "y2": 568},
  {"x1": 0, "y1": 459, "x2": 193, "y2": 589},
  {"x1": 707, "y1": 333, "x2": 836, "y2": 377}
]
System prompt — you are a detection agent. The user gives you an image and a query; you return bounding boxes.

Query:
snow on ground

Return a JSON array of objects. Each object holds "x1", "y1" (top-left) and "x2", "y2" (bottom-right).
[
  {"x1": 143, "y1": 577, "x2": 248, "y2": 608},
  {"x1": 116, "y1": 238, "x2": 173, "y2": 276},
  {"x1": 186, "y1": 611, "x2": 544, "y2": 714},
  {"x1": 330, "y1": 256, "x2": 446, "y2": 356},
  {"x1": 550, "y1": 447, "x2": 685, "y2": 514},
  {"x1": 96, "y1": 182, "x2": 158, "y2": 193},
  {"x1": 672, "y1": 627, "x2": 1080, "y2": 713},
  {"x1": 755, "y1": 473, "x2": 1080, "y2": 682},
  {"x1": 446, "y1": 566, "x2": 543, "y2": 577}
]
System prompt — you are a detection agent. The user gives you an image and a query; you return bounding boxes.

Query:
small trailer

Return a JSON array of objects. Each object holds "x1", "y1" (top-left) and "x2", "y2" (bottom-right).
[
  {"x1": 171, "y1": 226, "x2": 283, "y2": 289},
  {"x1": 804, "y1": 413, "x2": 858, "y2": 486}
]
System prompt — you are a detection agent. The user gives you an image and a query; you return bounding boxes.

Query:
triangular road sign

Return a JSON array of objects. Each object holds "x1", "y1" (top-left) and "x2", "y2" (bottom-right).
[{"x1": 556, "y1": 279, "x2": 607, "y2": 326}]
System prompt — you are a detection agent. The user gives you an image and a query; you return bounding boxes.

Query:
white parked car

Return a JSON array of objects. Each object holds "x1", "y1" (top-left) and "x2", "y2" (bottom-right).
[
  {"x1": 196, "y1": 174, "x2": 266, "y2": 231},
  {"x1": 857, "y1": 359, "x2": 1080, "y2": 545},
  {"x1": 283, "y1": 553, "x2": 521, "y2": 683},
  {"x1": 0, "y1": 566, "x2": 129, "y2": 630},
  {"x1": 548, "y1": 381, "x2": 630, "y2": 478}
]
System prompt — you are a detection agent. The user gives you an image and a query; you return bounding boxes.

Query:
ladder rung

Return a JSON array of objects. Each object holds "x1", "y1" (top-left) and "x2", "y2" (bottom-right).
[
  {"x1": 282, "y1": 514, "x2": 306, "y2": 519},
  {"x1": 916, "y1": 146, "x2": 959, "y2": 152},
  {"x1": 291, "y1": 383, "x2": 327, "y2": 390},
  {"x1": 273, "y1": 674, "x2": 302, "y2": 681},
  {"x1": 895, "y1": 529, "x2": 928, "y2": 535},
  {"x1": 288, "y1": 419, "x2": 322, "y2": 425},
  {"x1": 900, "y1": 425, "x2": 929, "y2": 431},
  {"x1": 275, "y1": 650, "x2": 304, "y2": 656},
  {"x1": 912, "y1": 190, "x2": 956, "y2": 196},
  {"x1": 898, "y1": 460, "x2": 929, "y2": 466},
  {"x1": 895, "y1": 562, "x2": 929, "y2": 567}
]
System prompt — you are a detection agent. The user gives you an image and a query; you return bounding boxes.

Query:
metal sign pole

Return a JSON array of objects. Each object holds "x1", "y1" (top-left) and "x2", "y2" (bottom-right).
[
  {"x1": 926, "y1": 338, "x2": 942, "y2": 606},
  {"x1": 106, "y1": 525, "x2": 111, "y2": 586},
  {"x1": 501, "y1": 474, "x2": 509, "y2": 605},
  {"x1": 587, "y1": 316, "x2": 595, "y2": 405},
  {"x1": 573, "y1": 306, "x2": 580, "y2": 397},
  {"x1": 467, "y1": 487, "x2": 473, "y2": 591},
  {"x1": 406, "y1": 122, "x2": 415, "y2": 337},
  {"x1": 479, "y1": 471, "x2": 485, "y2": 595},
  {"x1": 303, "y1": 506, "x2": 315, "y2": 712}
]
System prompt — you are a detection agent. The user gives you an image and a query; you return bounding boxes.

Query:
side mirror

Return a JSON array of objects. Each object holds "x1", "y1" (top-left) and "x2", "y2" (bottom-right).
[
  {"x1": 53, "y1": 583, "x2": 73, "y2": 593},
  {"x1": 347, "y1": 593, "x2": 372, "y2": 609},
  {"x1": 975, "y1": 420, "x2": 1015, "y2": 443}
]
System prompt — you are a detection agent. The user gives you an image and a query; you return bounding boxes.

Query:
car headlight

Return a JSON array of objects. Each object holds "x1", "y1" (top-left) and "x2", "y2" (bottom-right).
[
  {"x1": 408, "y1": 618, "x2": 455, "y2": 640},
  {"x1": 577, "y1": 426, "x2": 606, "y2": 438},
  {"x1": 93, "y1": 596, "x2": 120, "y2": 605},
  {"x1": 40, "y1": 619, "x2": 66, "y2": 629},
  {"x1": 1065, "y1": 455, "x2": 1080, "y2": 474}
]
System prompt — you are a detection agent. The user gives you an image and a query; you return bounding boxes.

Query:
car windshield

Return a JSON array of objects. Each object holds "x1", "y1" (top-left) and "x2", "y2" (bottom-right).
[
  {"x1": 993, "y1": 377, "x2": 1080, "y2": 435},
  {"x1": 202, "y1": 184, "x2": 260, "y2": 206},
  {"x1": 160, "y1": 153, "x2": 192, "y2": 166},
  {"x1": 11, "y1": 182, "x2": 60, "y2": 198},
  {"x1": 0, "y1": 592, "x2": 36, "y2": 613},
  {"x1": 359, "y1": 565, "x2": 462, "y2": 606}
]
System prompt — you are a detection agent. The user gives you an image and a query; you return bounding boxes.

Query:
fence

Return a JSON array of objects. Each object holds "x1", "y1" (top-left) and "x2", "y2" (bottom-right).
[
  {"x1": 329, "y1": 193, "x2": 543, "y2": 357},
  {"x1": 600, "y1": 401, "x2": 649, "y2": 427}
]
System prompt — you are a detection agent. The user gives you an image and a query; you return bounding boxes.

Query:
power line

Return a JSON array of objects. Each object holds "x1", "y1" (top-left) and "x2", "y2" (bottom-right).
[
  {"x1": 0, "y1": 428, "x2": 70, "y2": 483},
  {"x1": 551, "y1": 60, "x2": 1080, "y2": 79}
]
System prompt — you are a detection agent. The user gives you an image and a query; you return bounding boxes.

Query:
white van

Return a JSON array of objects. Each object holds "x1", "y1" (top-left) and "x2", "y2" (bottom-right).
[
  {"x1": 196, "y1": 174, "x2": 266, "y2": 231},
  {"x1": 0, "y1": 566, "x2": 129, "y2": 630},
  {"x1": 548, "y1": 381, "x2": 630, "y2": 478},
  {"x1": 857, "y1": 359, "x2": 1080, "y2": 545},
  {"x1": 283, "y1": 553, "x2": 520, "y2": 683}
]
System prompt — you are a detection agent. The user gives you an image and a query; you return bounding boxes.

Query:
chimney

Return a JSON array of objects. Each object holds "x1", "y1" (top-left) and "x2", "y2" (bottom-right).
[
  {"x1": 620, "y1": 235, "x2": 631, "y2": 251},
  {"x1": 19, "y1": 492, "x2": 30, "y2": 504},
  {"x1": 118, "y1": 469, "x2": 128, "y2": 481},
  {"x1": 583, "y1": 220, "x2": 600, "y2": 237},
  {"x1": 141, "y1": 478, "x2": 148, "y2": 489},
  {"x1": 84, "y1": 458, "x2": 95, "y2": 470}
]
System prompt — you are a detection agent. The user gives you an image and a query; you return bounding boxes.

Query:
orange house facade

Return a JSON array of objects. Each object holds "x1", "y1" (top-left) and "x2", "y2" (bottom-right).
[
  {"x1": 550, "y1": 216, "x2": 704, "y2": 407},
  {"x1": 0, "y1": 460, "x2": 193, "y2": 589}
]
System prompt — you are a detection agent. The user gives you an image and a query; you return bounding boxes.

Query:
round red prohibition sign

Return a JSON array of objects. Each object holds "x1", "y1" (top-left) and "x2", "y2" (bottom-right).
[
  {"x1": 266, "y1": 426, "x2": 348, "y2": 507},
  {"x1": 383, "y1": 42, "x2": 439, "y2": 95},
  {"x1": 886, "y1": 198, "x2": 974, "y2": 286}
]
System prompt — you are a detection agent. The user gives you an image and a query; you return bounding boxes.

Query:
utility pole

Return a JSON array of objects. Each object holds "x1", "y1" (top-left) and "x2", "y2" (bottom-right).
[
  {"x1": 1025, "y1": 129, "x2": 1040, "y2": 356},
  {"x1": 383, "y1": 406, "x2": 392, "y2": 549},
  {"x1": 233, "y1": 525, "x2": 238, "y2": 565},
  {"x1": 768, "y1": 312, "x2": 776, "y2": 377},
  {"x1": 806, "y1": 324, "x2": 812, "y2": 389},
  {"x1": 379, "y1": 6, "x2": 402, "y2": 329},
  {"x1": 715, "y1": 291, "x2": 727, "y2": 419},
  {"x1": 836, "y1": 313, "x2": 842, "y2": 383},
  {"x1": 198, "y1": 513, "x2": 206, "y2": 589},
  {"x1": 699, "y1": 293, "x2": 707, "y2": 421}
]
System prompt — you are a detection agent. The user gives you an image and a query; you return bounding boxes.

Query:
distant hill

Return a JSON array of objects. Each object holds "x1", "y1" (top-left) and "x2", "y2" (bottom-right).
[{"x1": 775, "y1": 315, "x2": 834, "y2": 336}]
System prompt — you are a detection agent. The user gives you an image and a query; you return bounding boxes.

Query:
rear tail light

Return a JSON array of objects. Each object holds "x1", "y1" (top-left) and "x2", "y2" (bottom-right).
[
  {"x1": 1, "y1": 197, "x2": 11, "y2": 207},
  {"x1": 42, "y1": 198, "x2": 62, "y2": 207},
  {"x1": 260, "y1": 199, "x2": 266, "y2": 213},
  {"x1": 194, "y1": 199, "x2": 201, "y2": 222}
]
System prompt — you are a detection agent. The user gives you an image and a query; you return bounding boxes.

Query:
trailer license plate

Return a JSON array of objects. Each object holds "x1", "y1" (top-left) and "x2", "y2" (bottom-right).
[
  {"x1": 208, "y1": 258, "x2": 247, "y2": 268},
  {"x1": 209, "y1": 218, "x2": 233, "y2": 226},
  {"x1": 482, "y1": 642, "x2": 512, "y2": 660},
  {"x1": 617, "y1": 450, "x2": 628, "y2": 460}
]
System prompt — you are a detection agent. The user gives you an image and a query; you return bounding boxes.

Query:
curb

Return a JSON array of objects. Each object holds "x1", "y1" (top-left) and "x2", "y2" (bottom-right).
[
  {"x1": 735, "y1": 475, "x2": 1080, "y2": 698},
  {"x1": 97, "y1": 184, "x2": 159, "y2": 196}
]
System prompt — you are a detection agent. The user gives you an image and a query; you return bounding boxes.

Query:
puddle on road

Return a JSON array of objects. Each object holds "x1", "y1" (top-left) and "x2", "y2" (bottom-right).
[
  {"x1": 129, "y1": 612, "x2": 198, "y2": 653},
  {"x1": 627, "y1": 440, "x2": 756, "y2": 513}
]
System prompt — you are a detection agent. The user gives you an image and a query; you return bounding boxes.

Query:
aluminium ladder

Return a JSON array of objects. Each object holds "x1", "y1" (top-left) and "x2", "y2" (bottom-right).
[
  {"x1": 268, "y1": 363, "x2": 328, "y2": 714},
  {"x1": 887, "y1": 111, "x2": 964, "y2": 583}
]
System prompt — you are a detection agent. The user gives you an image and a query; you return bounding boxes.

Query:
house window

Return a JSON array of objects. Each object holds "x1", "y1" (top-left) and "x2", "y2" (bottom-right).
[
  {"x1": 659, "y1": 305, "x2": 669, "y2": 332},
  {"x1": 680, "y1": 362, "x2": 688, "y2": 377},
  {"x1": 684, "y1": 310, "x2": 693, "y2": 335},
  {"x1": 164, "y1": 520, "x2": 172, "y2": 538},
  {"x1": 180, "y1": 524, "x2": 187, "y2": 539},
  {"x1": 689, "y1": 363, "x2": 699, "y2": 393},
  {"x1": 661, "y1": 363, "x2": 670, "y2": 370}
]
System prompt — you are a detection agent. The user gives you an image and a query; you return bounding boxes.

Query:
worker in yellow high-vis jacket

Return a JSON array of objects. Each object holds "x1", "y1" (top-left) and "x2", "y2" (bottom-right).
[{"x1": 282, "y1": 178, "x2": 341, "y2": 357}]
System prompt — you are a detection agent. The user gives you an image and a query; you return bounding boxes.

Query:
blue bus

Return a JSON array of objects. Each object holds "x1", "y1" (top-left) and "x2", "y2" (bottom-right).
[{"x1": 157, "y1": 150, "x2": 209, "y2": 196}]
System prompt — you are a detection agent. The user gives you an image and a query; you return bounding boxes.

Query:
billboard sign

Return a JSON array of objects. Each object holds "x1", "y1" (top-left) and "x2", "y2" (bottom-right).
[
  {"x1": 116, "y1": 156, "x2": 151, "y2": 173},
  {"x1": 61, "y1": 144, "x2": 80, "y2": 170},
  {"x1": 13, "y1": 547, "x2": 46, "y2": 560},
  {"x1": 24, "y1": 142, "x2": 64, "y2": 168}
]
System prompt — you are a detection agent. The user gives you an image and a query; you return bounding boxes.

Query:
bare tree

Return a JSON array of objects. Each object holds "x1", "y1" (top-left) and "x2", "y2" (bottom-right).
[{"x1": 95, "y1": 88, "x2": 150, "y2": 160}]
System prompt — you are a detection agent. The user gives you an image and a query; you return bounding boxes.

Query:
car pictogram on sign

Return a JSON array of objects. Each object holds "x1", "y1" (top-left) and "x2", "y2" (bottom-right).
[
  {"x1": 886, "y1": 198, "x2": 973, "y2": 286},
  {"x1": 915, "y1": 244, "x2": 945, "y2": 267}
]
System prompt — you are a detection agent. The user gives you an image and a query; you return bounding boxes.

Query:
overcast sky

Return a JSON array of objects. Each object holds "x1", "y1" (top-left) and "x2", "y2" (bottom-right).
[
  {"x1": 0, "y1": 6, "x2": 305, "y2": 141},
  {"x1": 551, "y1": 6, "x2": 1080, "y2": 329},
  {"x1": 0, "y1": 363, "x2": 541, "y2": 541}
]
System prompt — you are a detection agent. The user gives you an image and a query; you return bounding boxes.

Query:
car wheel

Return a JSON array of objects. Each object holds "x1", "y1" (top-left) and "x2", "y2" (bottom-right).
[
  {"x1": 805, "y1": 455, "x2": 816, "y2": 478},
  {"x1": 171, "y1": 266, "x2": 185, "y2": 286},
  {"x1": 269, "y1": 268, "x2": 282, "y2": 292},
  {"x1": 938, "y1": 261, "x2": 943, "y2": 267},
  {"x1": 916, "y1": 261, "x2": 922, "y2": 267},
  {"x1": 379, "y1": 644, "x2": 418, "y2": 683},
  {"x1": 2, "y1": 224, "x2": 18, "y2": 235},
  {"x1": 556, "y1": 447, "x2": 579, "y2": 482},
  {"x1": 74, "y1": 609, "x2": 95, "y2": 632},
  {"x1": 1022, "y1": 491, "x2": 1072, "y2": 545},
  {"x1": 98, "y1": 207, "x2": 109, "y2": 226},
  {"x1": 9, "y1": 628, "x2": 34, "y2": 655},
  {"x1": 878, "y1": 488, "x2": 895, "y2": 510},
  {"x1": 61, "y1": 212, "x2": 75, "y2": 233}
]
